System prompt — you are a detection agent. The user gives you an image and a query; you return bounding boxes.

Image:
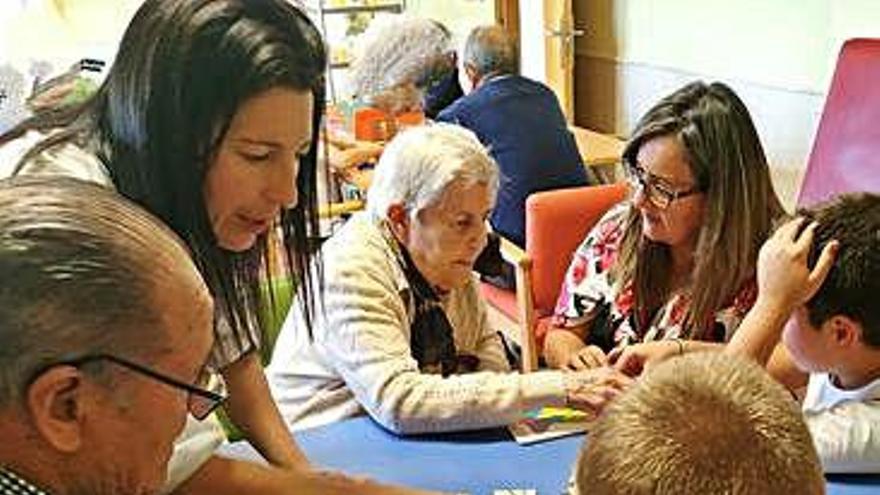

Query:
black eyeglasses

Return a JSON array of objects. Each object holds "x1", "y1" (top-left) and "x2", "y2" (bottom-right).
[
  {"x1": 51, "y1": 354, "x2": 227, "y2": 420},
  {"x1": 625, "y1": 161, "x2": 703, "y2": 210}
]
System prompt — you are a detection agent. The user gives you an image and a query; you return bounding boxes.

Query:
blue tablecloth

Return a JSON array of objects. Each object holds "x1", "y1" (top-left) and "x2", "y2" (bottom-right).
[{"x1": 218, "y1": 415, "x2": 879, "y2": 495}]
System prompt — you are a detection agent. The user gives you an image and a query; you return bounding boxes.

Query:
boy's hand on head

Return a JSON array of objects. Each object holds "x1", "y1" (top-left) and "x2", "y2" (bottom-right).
[{"x1": 756, "y1": 217, "x2": 838, "y2": 311}]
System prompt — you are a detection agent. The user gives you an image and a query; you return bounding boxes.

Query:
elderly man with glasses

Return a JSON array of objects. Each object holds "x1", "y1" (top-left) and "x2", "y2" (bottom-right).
[{"x1": 0, "y1": 176, "x2": 221, "y2": 495}]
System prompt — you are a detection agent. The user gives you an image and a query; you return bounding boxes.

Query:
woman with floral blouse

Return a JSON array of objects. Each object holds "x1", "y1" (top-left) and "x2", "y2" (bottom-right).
[{"x1": 544, "y1": 81, "x2": 784, "y2": 373}]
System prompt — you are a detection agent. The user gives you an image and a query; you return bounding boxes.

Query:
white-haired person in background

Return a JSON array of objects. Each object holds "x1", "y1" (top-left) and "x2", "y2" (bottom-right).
[
  {"x1": 351, "y1": 17, "x2": 461, "y2": 118},
  {"x1": 268, "y1": 123, "x2": 631, "y2": 434},
  {"x1": 328, "y1": 17, "x2": 462, "y2": 174}
]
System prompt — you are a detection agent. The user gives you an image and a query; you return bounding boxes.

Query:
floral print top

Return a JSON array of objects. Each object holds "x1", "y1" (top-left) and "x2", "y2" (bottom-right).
[{"x1": 551, "y1": 203, "x2": 758, "y2": 352}]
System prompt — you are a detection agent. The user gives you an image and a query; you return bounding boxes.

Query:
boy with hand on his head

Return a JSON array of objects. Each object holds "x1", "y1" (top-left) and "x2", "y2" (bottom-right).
[{"x1": 727, "y1": 192, "x2": 880, "y2": 473}]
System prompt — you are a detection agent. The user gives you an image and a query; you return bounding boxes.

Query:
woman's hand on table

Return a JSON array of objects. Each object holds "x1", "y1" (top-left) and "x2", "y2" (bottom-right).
[
  {"x1": 609, "y1": 340, "x2": 682, "y2": 377},
  {"x1": 564, "y1": 345, "x2": 608, "y2": 371},
  {"x1": 543, "y1": 326, "x2": 590, "y2": 369}
]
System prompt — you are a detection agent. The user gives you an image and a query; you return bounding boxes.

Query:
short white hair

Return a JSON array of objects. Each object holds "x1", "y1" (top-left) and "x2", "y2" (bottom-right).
[
  {"x1": 367, "y1": 123, "x2": 498, "y2": 219},
  {"x1": 351, "y1": 17, "x2": 453, "y2": 104}
]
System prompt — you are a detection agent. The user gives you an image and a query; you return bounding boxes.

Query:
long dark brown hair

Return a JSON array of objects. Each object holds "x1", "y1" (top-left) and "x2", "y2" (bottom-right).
[
  {"x1": 614, "y1": 81, "x2": 783, "y2": 338},
  {"x1": 6, "y1": 0, "x2": 327, "y2": 351}
]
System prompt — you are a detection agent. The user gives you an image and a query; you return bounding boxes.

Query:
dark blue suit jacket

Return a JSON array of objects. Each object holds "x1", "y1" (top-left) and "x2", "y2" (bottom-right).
[{"x1": 437, "y1": 75, "x2": 589, "y2": 247}]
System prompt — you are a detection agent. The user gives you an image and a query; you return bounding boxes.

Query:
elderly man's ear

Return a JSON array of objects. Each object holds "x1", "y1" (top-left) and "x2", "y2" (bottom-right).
[
  {"x1": 460, "y1": 62, "x2": 480, "y2": 94},
  {"x1": 386, "y1": 204, "x2": 411, "y2": 240},
  {"x1": 26, "y1": 367, "x2": 89, "y2": 453}
]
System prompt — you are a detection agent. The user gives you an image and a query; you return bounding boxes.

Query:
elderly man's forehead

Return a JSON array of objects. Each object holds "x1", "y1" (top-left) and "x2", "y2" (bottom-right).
[
  {"x1": 0, "y1": 176, "x2": 201, "y2": 296},
  {"x1": 153, "y1": 273, "x2": 214, "y2": 353}
]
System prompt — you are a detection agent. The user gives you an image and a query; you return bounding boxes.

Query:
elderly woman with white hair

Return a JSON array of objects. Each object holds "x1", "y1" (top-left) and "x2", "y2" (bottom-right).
[
  {"x1": 327, "y1": 18, "x2": 462, "y2": 187},
  {"x1": 351, "y1": 17, "x2": 462, "y2": 118},
  {"x1": 267, "y1": 124, "x2": 631, "y2": 434}
]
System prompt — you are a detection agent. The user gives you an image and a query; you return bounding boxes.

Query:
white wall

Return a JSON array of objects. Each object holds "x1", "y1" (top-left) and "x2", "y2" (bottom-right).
[
  {"x1": 518, "y1": 1, "x2": 547, "y2": 83},
  {"x1": 1, "y1": 0, "x2": 141, "y2": 70},
  {"x1": 573, "y1": 0, "x2": 880, "y2": 209},
  {"x1": 407, "y1": 0, "x2": 496, "y2": 44},
  {"x1": 0, "y1": 0, "x2": 142, "y2": 132},
  {"x1": 578, "y1": 0, "x2": 880, "y2": 94}
]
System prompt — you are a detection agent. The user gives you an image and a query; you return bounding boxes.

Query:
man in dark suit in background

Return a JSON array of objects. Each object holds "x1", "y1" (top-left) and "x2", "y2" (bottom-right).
[{"x1": 438, "y1": 25, "x2": 591, "y2": 251}]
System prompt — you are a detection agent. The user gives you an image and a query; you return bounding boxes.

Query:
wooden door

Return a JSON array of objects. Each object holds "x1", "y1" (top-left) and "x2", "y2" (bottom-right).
[
  {"x1": 495, "y1": 0, "x2": 520, "y2": 44},
  {"x1": 543, "y1": 0, "x2": 581, "y2": 122},
  {"x1": 500, "y1": 0, "x2": 581, "y2": 122}
]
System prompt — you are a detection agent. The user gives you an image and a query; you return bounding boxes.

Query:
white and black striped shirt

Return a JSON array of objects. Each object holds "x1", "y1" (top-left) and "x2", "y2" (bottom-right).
[{"x1": 0, "y1": 468, "x2": 50, "y2": 495}]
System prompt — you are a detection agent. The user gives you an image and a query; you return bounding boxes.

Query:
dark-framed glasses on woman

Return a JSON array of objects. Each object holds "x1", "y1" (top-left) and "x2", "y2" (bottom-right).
[{"x1": 625, "y1": 161, "x2": 702, "y2": 209}]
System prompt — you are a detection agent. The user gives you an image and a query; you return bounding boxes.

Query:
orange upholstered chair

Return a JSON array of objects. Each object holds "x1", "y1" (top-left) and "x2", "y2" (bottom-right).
[
  {"x1": 798, "y1": 38, "x2": 880, "y2": 207},
  {"x1": 353, "y1": 107, "x2": 424, "y2": 142},
  {"x1": 481, "y1": 183, "x2": 628, "y2": 371}
]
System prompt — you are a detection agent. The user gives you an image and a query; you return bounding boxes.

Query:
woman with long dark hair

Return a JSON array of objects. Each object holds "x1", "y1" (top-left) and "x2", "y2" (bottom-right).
[{"x1": 0, "y1": 1, "x2": 418, "y2": 493}]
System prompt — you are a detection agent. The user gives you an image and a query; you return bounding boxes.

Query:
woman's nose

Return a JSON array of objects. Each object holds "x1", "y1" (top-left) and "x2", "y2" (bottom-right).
[{"x1": 266, "y1": 155, "x2": 300, "y2": 209}]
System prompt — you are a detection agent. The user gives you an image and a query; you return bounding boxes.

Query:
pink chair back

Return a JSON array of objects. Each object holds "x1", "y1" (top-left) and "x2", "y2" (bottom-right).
[{"x1": 799, "y1": 38, "x2": 880, "y2": 207}]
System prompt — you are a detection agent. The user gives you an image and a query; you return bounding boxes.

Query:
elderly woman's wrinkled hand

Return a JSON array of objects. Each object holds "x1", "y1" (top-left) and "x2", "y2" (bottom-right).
[
  {"x1": 563, "y1": 367, "x2": 633, "y2": 415},
  {"x1": 756, "y1": 217, "x2": 838, "y2": 312}
]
